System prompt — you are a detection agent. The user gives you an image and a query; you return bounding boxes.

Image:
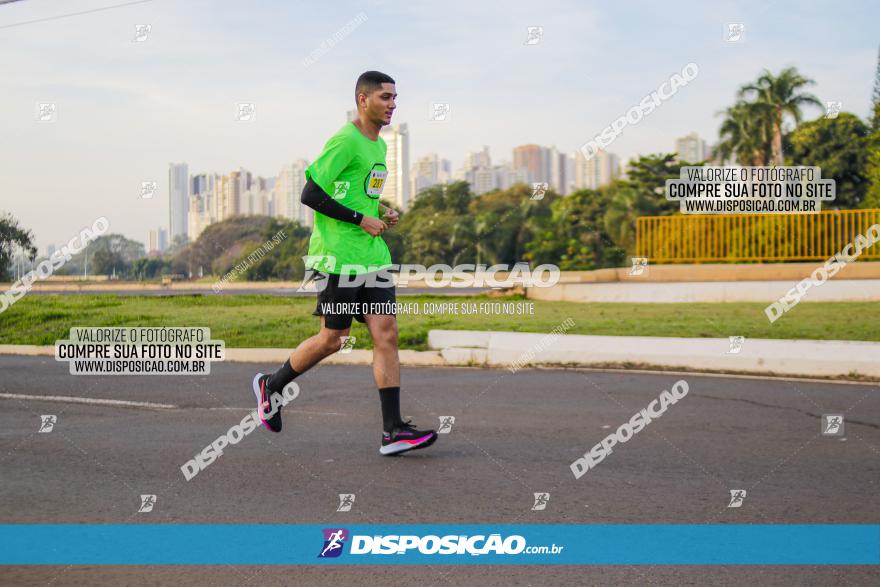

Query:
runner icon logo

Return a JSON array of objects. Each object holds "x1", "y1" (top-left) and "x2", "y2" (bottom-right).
[
  {"x1": 531, "y1": 182, "x2": 548, "y2": 200},
  {"x1": 339, "y1": 336, "x2": 356, "y2": 354},
  {"x1": 318, "y1": 528, "x2": 349, "y2": 558},
  {"x1": 825, "y1": 101, "x2": 842, "y2": 119},
  {"x1": 140, "y1": 181, "x2": 157, "y2": 199},
  {"x1": 727, "y1": 336, "x2": 745, "y2": 354},
  {"x1": 138, "y1": 494, "x2": 156, "y2": 513},
  {"x1": 726, "y1": 23, "x2": 744, "y2": 42},
  {"x1": 337, "y1": 494, "x2": 355, "y2": 512},
  {"x1": 438, "y1": 416, "x2": 455, "y2": 434},
  {"x1": 727, "y1": 489, "x2": 746, "y2": 508},
  {"x1": 822, "y1": 414, "x2": 844, "y2": 436},
  {"x1": 333, "y1": 181, "x2": 350, "y2": 200},
  {"x1": 531, "y1": 492, "x2": 550, "y2": 511},
  {"x1": 629, "y1": 257, "x2": 648, "y2": 276},
  {"x1": 38, "y1": 415, "x2": 57, "y2": 433}
]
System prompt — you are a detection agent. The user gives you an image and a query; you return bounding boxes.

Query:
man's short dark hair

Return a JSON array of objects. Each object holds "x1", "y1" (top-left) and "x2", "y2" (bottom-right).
[{"x1": 355, "y1": 71, "x2": 395, "y2": 105}]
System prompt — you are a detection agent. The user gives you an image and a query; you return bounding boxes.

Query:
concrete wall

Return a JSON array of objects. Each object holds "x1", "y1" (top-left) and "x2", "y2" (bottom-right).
[
  {"x1": 556, "y1": 262, "x2": 880, "y2": 283},
  {"x1": 527, "y1": 279, "x2": 880, "y2": 303}
]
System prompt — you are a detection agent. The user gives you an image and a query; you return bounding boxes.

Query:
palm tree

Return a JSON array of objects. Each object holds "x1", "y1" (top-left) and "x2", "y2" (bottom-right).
[
  {"x1": 737, "y1": 67, "x2": 822, "y2": 166},
  {"x1": 715, "y1": 101, "x2": 773, "y2": 165}
]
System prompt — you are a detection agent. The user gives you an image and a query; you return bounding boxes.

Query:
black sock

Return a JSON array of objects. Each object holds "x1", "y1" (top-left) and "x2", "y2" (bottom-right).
[
  {"x1": 378, "y1": 386, "x2": 402, "y2": 432},
  {"x1": 266, "y1": 359, "x2": 301, "y2": 393}
]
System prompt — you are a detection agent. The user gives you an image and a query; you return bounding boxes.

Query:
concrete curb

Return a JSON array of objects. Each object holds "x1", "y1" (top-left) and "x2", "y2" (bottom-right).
[
  {"x1": 0, "y1": 345, "x2": 445, "y2": 367},
  {"x1": 5, "y1": 330, "x2": 879, "y2": 379},
  {"x1": 526, "y1": 279, "x2": 880, "y2": 303},
  {"x1": 427, "y1": 330, "x2": 880, "y2": 379}
]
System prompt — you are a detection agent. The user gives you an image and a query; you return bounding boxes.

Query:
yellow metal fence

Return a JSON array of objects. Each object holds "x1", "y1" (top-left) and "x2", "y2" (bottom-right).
[{"x1": 635, "y1": 209, "x2": 880, "y2": 263}]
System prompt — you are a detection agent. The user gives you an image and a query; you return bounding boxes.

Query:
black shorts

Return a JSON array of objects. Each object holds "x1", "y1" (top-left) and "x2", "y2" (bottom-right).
[{"x1": 311, "y1": 271, "x2": 396, "y2": 330}]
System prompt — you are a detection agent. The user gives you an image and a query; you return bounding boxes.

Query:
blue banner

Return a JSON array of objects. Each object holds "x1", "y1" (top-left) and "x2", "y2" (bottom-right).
[{"x1": 1, "y1": 524, "x2": 877, "y2": 565}]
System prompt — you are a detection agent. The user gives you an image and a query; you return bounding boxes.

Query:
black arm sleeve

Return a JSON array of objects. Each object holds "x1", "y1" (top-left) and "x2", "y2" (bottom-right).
[{"x1": 300, "y1": 179, "x2": 364, "y2": 226}]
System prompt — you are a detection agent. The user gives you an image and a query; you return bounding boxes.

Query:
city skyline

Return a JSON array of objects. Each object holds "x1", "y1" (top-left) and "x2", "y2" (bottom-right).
[
  {"x1": 152, "y1": 126, "x2": 726, "y2": 253},
  {"x1": 20, "y1": 121, "x2": 845, "y2": 257},
  {"x1": 2, "y1": 0, "x2": 877, "y2": 252}
]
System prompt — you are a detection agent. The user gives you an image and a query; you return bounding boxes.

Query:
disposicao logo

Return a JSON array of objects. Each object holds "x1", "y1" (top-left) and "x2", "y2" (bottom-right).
[{"x1": 318, "y1": 528, "x2": 349, "y2": 558}]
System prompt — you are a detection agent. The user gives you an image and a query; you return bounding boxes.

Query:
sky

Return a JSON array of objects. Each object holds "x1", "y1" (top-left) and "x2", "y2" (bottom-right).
[{"x1": 1, "y1": 0, "x2": 878, "y2": 253}]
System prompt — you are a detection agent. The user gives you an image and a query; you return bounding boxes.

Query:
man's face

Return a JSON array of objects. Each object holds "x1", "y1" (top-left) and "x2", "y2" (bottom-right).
[{"x1": 359, "y1": 82, "x2": 396, "y2": 126}]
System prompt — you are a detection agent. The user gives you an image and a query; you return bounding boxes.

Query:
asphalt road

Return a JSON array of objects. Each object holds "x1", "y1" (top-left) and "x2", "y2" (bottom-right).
[{"x1": 1, "y1": 356, "x2": 878, "y2": 585}]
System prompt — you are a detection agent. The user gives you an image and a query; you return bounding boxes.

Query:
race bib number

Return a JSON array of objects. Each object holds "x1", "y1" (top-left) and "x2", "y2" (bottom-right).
[{"x1": 366, "y1": 169, "x2": 387, "y2": 196}]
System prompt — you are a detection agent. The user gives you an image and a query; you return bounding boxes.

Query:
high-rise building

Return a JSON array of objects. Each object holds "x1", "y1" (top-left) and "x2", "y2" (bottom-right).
[
  {"x1": 225, "y1": 167, "x2": 252, "y2": 217},
  {"x1": 548, "y1": 146, "x2": 573, "y2": 195},
  {"x1": 472, "y1": 167, "x2": 496, "y2": 195},
  {"x1": 228, "y1": 170, "x2": 240, "y2": 217},
  {"x1": 168, "y1": 163, "x2": 189, "y2": 241},
  {"x1": 463, "y1": 146, "x2": 491, "y2": 171},
  {"x1": 380, "y1": 123, "x2": 410, "y2": 209},
  {"x1": 147, "y1": 227, "x2": 168, "y2": 254},
  {"x1": 215, "y1": 174, "x2": 230, "y2": 221},
  {"x1": 456, "y1": 147, "x2": 498, "y2": 195},
  {"x1": 493, "y1": 163, "x2": 528, "y2": 191},
  {"x1": 410, "y1": 153, "x2": 452, "y2": 199},
  {"x1": 158, "y1": 228, "x2": 168, "y2": 252},
  {"x1": 575, "y1": 149, "x2": 619, "y2": 190},
  {"x1": 564, "y1": 154, "x2": 576, "y2": 194},
  {"x1": 513, "y1": 144, "x2": 552, "y2": 185},
  {"x1": 276, "y1": 159, "x2": 312, "y2": 226},
  {"x1": 188, "y1": 193, "x2": 208, "y2": 240},
  {"x1": 675, "y1": 132, "x2": 707, "y2": 164}
]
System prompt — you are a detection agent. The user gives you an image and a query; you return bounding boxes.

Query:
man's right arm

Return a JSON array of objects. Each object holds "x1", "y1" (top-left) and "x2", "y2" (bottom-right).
[
  {"x1": 300, "y1": 178, "x2": 363, "y2": 225},
  {"x1": 300, "y1": 179, "x2": 387, "y2": 235}
]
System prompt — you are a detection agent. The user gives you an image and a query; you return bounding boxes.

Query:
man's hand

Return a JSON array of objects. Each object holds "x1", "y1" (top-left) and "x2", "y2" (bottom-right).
[
  {"x1": 381, "y1": 205, "x2": 399, "y2": 227},
  {"x1": 359, "y1": 216, "x2": 387, "y2": 236}
]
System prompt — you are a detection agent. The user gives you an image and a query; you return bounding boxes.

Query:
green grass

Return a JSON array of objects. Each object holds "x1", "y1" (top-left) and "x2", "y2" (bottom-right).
[{"x1": 0, "y1": 294, "x2": 877, "y2": 349}]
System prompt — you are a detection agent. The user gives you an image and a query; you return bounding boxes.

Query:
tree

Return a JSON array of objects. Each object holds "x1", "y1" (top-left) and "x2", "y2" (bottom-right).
[
  {"x1": 525, "y1": 188, "x2": 624, "y2": 270},
  {"x1": 132, "y1": 257, "x2": 171, "y2": 280},
  {"x1": 861, "y1": 116, "x2": 880, "y2": 209},
  {"x1": 166, "y1": 233, "x2": 190, "y2": 256},
  {"x1": 737, "y1": 67, "x2": 822, "y2": 166},
  {"x1": 394, "y1": 182, "x2": 475, "y2": 266},
  {"x1": 871, "y1": 44, "x2": 880, "y2": 132},
  {"x1": 239, "y1": 218, "x2": 312, "y2": 281},
  {"x1": 468, "y1": 184, "x2": 556, "y2": 265},
  {"x1": 0, "y1": 213, "x2": 37, "y2": 282},
  {"x1": 602, "y1": 154, "x2": 682, "y2": 254},
  {"x1": 787, "y1": 112, "x2": 872, "y2": 209},
  {"x1": 715, "y1": 101, "x2": 773, "y2": 165},
  {"x1": 87, "y1": 234, "x2": 146, "y2": 278},
  {"x1": 181, "y1": 215, "x2": 271, "y2": 277}
]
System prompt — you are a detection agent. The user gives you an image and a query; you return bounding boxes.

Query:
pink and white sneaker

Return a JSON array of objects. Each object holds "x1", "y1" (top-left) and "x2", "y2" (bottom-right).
[{"x1": 380, "y1": 420, "x2": 437, "y2": 455}]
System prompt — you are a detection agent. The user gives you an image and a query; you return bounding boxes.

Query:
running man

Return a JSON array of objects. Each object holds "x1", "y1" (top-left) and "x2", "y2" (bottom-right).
[{"x1": 251, "y1": 71, "x2": 438, "y2": 456}]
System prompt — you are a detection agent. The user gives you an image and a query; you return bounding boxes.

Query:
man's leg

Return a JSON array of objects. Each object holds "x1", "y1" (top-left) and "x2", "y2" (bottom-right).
[
  {"x1": 365, "y1": 313, "x2": 402, "y2": 432},
  {"x1": 254, "y1": 316, "x2": 351, "y2": 433},
  {"x1": 365, "y1": 313, "x2": 437, "y2": 455},
  {"x1": 290, "y1": 317, "x2": 351, "y2": 373},
  {"x1": 266, "y1": 317, "x2": 349, "y2": 392},
  {"x1": 364, "y1": 313, "x2": 399, "y2": 389}
]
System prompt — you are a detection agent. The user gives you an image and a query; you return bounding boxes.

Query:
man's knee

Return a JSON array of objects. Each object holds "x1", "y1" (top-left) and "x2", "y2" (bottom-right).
[
  {"x1": 320, "y1": 327, "x2": 349, "y2": 354},
  {"x1": 370, "y1": 319, "x2": 398, "y2": 350}
]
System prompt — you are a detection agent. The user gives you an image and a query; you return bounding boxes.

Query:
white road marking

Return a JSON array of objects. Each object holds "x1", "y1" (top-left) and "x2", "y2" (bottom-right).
[
  {"x1": 0, "y1": 393, "x2": 177, "y2": 410},
  {"x1": 0, "y1": 394, "x2": 347, "y2": 415}
]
